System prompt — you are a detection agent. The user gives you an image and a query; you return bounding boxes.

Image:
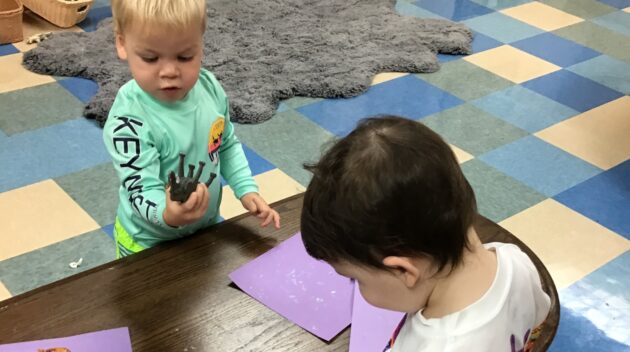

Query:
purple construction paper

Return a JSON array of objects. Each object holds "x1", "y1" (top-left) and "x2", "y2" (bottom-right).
[
  {"x1": 229, "y1": 233, "x2": 354, "y2": 341},
  {"x1": 349, "y1": 282, "x2": 405, "y2": 352},
  {"x1": 0, "y1": 327, "x2": 132, "y2": 352}
]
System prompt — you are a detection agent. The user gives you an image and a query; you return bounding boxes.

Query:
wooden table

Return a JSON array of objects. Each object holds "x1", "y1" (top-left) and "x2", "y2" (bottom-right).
[{"x1": 0, "y1": 193, "x2": 559, "y2": 351}]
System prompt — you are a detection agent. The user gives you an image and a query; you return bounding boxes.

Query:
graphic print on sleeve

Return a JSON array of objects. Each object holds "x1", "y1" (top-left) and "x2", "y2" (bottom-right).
[{"x1": 208, "y1": 116, "x2": 225, "y2": 164}]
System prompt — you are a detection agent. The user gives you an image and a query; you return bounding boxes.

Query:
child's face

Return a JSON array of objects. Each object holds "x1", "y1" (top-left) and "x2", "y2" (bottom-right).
[
  {"x1": 116, "y1": 24, "x2": 203, "y2": 103},
  {"x1": 331, "y1": 258, "x2": 436, "y2": 313}
]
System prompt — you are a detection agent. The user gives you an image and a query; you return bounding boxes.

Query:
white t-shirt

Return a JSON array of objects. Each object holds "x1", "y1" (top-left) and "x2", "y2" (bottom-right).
[{"x1": 389, "y1": 242, "x2": 551, "y2": 352}]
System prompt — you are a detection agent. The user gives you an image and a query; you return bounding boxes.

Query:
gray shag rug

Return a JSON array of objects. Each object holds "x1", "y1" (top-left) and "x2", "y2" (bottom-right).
[{"x1": 23, "y1": 0, "x2": 472, "y2": 126}]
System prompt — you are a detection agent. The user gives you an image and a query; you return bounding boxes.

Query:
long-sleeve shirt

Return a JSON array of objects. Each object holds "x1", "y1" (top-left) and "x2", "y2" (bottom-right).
[{"x1": 102, "y1": 69, "x2": 258, "y2": 249}]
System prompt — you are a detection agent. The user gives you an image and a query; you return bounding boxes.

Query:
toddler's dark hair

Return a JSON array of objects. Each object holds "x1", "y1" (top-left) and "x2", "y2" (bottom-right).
[{"x1": 301, "y1": 116, "x2": 477, "y2": 271}]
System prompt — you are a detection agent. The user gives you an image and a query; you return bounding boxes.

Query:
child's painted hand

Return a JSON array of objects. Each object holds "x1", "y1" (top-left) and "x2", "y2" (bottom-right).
[
  {"x1": 240, "y1": 193, "x2": 281, "y2": 229},
  {"x1": 163, "y1": 183, "x2": 209, "y2": 227}
]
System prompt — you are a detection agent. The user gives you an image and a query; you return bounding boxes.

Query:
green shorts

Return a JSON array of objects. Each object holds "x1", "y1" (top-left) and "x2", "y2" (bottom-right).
[{"x1": 113, "y1": 218, "x2": 146, "y2": 258}]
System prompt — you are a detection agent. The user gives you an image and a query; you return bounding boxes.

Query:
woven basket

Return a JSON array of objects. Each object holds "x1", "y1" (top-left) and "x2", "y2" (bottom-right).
[
  {"x1": 0, "y1": 0, "x2": 23, "y2": 44},
  {"x1": 21, "y1": 0, "x2": 92, "y2": 28}
]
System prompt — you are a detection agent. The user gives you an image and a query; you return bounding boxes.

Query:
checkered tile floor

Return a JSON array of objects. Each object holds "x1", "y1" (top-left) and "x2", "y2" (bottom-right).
[{"x1": 1, "y1": 1, "x2": 629, "y2": 350}]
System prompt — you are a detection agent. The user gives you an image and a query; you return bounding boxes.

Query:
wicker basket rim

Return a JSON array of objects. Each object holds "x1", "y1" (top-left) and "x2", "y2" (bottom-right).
[
  {"x1": 0, "y1": 0, "x2": 23, "y2": 16},
  {"x1": 53, "y1": 0, "x2": 93, "y2": 5}
]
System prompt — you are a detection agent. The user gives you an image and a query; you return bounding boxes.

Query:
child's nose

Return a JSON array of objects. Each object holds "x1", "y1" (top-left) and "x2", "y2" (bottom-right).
[{"x1": 159, "y1": 62, "x2": 179, "y2": 79}]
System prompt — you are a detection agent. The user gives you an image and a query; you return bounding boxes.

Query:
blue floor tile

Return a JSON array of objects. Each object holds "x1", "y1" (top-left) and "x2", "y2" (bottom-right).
[
  {"x1": 551, "y1": 251, "x2": 630, "y2": 350},
  {"x1": 479, "y1": 135, "x2": 602, "y2": 197},
  {"x1": 0, "y1": 44, "x2": 19, "y2": 56},
  {"x1": 469, "y1": 0, "x2": 532, "y2": 10},
  {"x1": 549, "y1": 305, "x2": 630, "y2": 351},
  {"x1": 522, "y1": 70, "x2": 624, "y2": 112},
  {"x1": 58, "y1": 77, "x2": 99, "y2": 104},
  {"x1": 102, "y1": 223, "x2": 115, "y2": 240},
  {"x1": 241, "y1": 143, "x2": 275, "y2": 176},
  {"x1": 512, "y1": 32, "x2": 601, "y2": 67},
  {"x1": 415, "y1": 0, "x2": 493, "y2": 21},
  {"x1": 597, "y1": 0, "x2": 630, "y2": 9},
  {"x1": 0, "y1": 118, "x2": 110, "y2": 192},
  {"x1": 555, "y1": 159, "x2": 630, "y2": 239},
  {"x1": 568, "y1": 55, "x2": 630, "y2": 94},
  {"x1": 92, "y1": 0, "x2": 111, "y2": 7},
  {"x1": 472, "y1": 86, "x2": 578, "y2": 133},
  {"x1": 564, "y1": 251, "x2": 630, "y2": 311},
  {"x1": 437, "y1": 54, "x2": 461, "y2": 63},
  {"x1": 438, "y1": 31, "x2": 502, "y2": 62},
  {"x1": 592, "y1": 11, "x2": 630, "y2": 39},
  {"x1": 77, "y1": 6, "x2": 113, "y2": 32},
  {"x1": 395, "y1": 1, "x2": 445, "y2": 19},
  {"x1": 297, "y1": 75, "x2": 463, "y2": 136},
  {"x1": 463, "y1": 12, "x2": 544, "y2": 43},
  {"x1": 471, "y1": 31, "x2": 503, "y2": 53}
]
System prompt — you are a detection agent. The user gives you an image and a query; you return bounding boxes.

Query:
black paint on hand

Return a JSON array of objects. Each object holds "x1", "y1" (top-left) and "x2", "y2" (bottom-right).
[{"x1": 168, "y1": 153, "x2": 217, "y2": 202}]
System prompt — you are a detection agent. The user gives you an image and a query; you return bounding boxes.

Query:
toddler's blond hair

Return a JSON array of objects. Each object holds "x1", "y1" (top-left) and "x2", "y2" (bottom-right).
[{"x1": 112, "y1": 0, "x2": 206, "y2": 34}]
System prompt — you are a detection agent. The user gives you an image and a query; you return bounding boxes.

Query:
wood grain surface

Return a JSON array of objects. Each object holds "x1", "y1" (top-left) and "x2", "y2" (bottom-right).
[{"x1": 0, "y1": 193, "x2": 558, "y2": 351}]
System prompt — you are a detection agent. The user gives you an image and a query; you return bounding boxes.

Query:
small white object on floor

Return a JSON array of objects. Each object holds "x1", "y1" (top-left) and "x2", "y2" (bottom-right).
[
  {"x1": 26, "y1": 32, "x2": 53, "y2": 45},
  {"x1": 69, "y1": 258, "x2": 83, "y2": 269}
]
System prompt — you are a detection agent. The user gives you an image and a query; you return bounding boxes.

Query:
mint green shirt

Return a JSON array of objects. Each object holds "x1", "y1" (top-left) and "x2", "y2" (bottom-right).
[{"x1": 103, "y1": 69, "x2": 258, "y2": 248}]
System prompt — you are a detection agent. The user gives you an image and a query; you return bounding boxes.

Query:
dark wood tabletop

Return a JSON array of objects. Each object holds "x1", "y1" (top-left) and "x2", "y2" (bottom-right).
[{"x1": 0, "y1": 193, "x2": 558, "y2": 351}]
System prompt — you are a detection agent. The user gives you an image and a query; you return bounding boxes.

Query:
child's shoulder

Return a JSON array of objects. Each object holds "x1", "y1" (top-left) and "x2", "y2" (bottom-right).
[
  {"x1": 197, "y1": 68, "x2": 226, "y2": 97},
  {"x1": 490, "y1": 242, "x2": 532, "y2": 264},
  {"x1": 115, "y1": 80, "x2": 150, "y2": 106},
  {"x1": 109, "y1": 80, "x2": 142, "y2": 110},
  {"x1": 104, "y1": 81, "x2": 150, "y2": 133},
  {"x1": 488, "y1": 242, "x2": 545, "y2": 298},
  {"x1": 488, "y1": 242, "x2": 536, "y2": 272},
  {"x1": 198, "y1": 68, "x2": 219, "y2": 84}
]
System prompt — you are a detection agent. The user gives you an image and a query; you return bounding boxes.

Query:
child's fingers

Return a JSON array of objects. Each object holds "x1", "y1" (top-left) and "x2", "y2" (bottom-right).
[
  {"x1": 165, "y1": 186, "x2": 174, "y2": 203},
  {"x1": 194, "y1": 183, "x2": 207, "y2": 210},
  {"x1": 273, "y1": 211, "x2": 281, "y2": 229},
  {"x1": 264, "y1": 210, "x2": 280, "y2": 228},
  {"x1": 182, "y1": 192, "x2": 199, "y2": 211},
  {"x1": 198, "y1": 185, "x2": 210, "y2": 214},
  {"x1": 255, "y1": 196, "x2": 272, "y2": 213},
  {"x1": 261, "y1": 211, "x2": 274, "y2": 227}
]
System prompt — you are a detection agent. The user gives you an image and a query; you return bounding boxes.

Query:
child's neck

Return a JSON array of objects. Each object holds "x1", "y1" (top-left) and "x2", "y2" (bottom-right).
[{"x1": 421, "y1": 227, "x2": 497, "y2": 319}]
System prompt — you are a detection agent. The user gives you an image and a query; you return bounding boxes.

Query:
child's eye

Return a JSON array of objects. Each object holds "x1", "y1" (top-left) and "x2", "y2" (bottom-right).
[
  {"x1": 141, "y1": 56, "x2": 158, "y2": 63},
  {"x1": 178, "y1": 56, "x2": 193, "y2": 62}
]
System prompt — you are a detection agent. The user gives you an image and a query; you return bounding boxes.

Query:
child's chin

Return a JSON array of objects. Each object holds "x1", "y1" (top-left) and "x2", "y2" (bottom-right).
[{"x1": 156, "y1": 90, "x2": 185, "y2": 103}]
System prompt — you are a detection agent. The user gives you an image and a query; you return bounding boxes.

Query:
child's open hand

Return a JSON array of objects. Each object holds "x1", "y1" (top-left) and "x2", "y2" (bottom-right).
[
  {"x1": 163, "y1": 183, "x2": 209, "y2": 227},
  {"x1": 240, "y1": 193, "x2": 281, "y2": 229}
]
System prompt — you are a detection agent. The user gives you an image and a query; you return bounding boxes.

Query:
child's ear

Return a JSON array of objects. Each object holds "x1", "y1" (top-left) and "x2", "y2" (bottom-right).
[
  {"x1": 382, "y1": 256, "x2": 421, "y2": 288},
  {"x1": 115, "y1": 34, "x2": 128, "y2": 60}
]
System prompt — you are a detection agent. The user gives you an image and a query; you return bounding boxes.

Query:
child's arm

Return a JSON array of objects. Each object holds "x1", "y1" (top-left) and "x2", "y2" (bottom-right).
[
  {"x1": 219, "y1": 116, "x2": 280, "y2": 228},
  {"x1": 103, "y1": 114, "x2": 208, "y2": 232},
  {"x1": 203, "y1": 70, "x2": 280, "y2": 228},
  {"x1": 218, "y1": 116, "x2": 258, "y2": 198}
]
